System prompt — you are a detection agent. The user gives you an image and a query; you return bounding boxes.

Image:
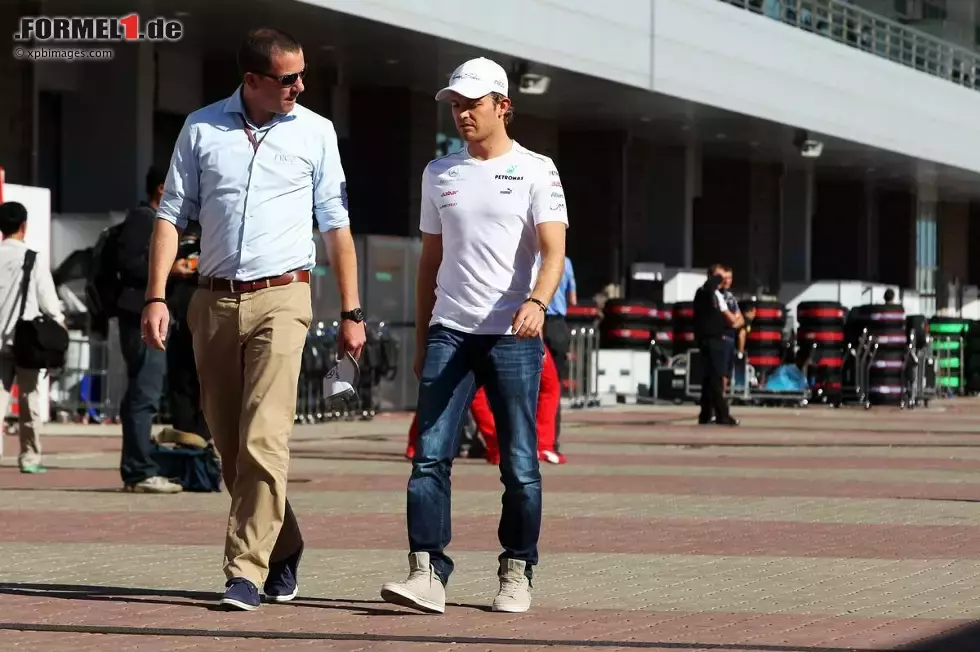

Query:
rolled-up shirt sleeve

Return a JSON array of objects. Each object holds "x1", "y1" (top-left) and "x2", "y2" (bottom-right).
[
  {"x1": 156, "y1": 118, "x2": 201, "y2": 230},
  {"x1": 312, "y1": 120, "x2": 350, "y2": 232}
]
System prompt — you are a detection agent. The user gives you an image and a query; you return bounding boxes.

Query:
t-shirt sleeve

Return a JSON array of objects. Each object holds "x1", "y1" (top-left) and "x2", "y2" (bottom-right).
[
  {"x1": 715, "y1": 290, "x2": 729, "y2": 312},
  {"x1": 419, "y1": 164, "x2": 441, "y2": 235},
  {"x1": 530, "y1": 157, "x2": 569, "y2": 227}
]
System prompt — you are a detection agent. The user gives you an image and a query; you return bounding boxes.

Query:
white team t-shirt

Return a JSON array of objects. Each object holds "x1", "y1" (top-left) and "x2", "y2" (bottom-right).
[{"x1": 420, "y1": 141, "x2": 569, "y2": 335}]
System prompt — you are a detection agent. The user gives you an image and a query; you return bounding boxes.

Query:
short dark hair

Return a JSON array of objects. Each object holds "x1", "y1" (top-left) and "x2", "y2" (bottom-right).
[
  {"x1": 884, "y1": 288, "x2": 896, "y2": 302},
  {"x1": 708, "y1": 263, "x2": 724, "y2": 277},
  {"x1": 490, "y1": 92, "x2": 514, "y2": 127},
  {"x1": 0, "y1": 201, "x2": 28, "y2": 237},
  {"x1": 145, "y1": 165, "x2": 166, "y2": 197},
  {"x1": 237, "y1": 27, "x2": 302, "y2": 76}
]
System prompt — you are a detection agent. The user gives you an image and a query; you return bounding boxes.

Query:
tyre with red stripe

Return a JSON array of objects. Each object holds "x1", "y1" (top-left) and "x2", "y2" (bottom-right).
[
  {"x1": 599, "y1": 324, "x2": 653, "y2": 349},
  {"x1": 566, "y1": 304, "x2": 600, "y2": 326},
  {"x1": 672, "y1": 301, "x2": 696, "y2": 356},
  {"x1": 741, "y1": 300, "x2": 787, "y2": 327},
  {"x1": 746, "y1": 347, "x2": 784, "y2": 376},
  {"x1": 796, "y1": 301, "x2": 846, "y2": 325},
  {"x1": 600, "y1": 298, "x2": 671, "y2": 350}
]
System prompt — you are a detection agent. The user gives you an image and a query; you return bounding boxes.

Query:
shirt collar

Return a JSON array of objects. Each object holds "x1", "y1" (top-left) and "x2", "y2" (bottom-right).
[
  {"x1": 223, "y1": 85, "x2": 296, "y2": 127},
  {"x1": 0, "y1": 237, "x2": 28, "y2": 248}
]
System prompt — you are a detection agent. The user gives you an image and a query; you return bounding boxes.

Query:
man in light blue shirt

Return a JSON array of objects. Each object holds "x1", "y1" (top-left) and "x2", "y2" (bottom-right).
[{"x1": 141, "y1": 27, "x2": 366, "y2": 612}]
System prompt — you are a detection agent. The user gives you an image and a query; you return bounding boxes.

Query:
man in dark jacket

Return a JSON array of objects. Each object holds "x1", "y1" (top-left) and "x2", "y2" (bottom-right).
[
  {"x1": 115, "y1": 166, "x2": 182, "y2": 493},
  {"x1": 693, "y1": 264, "x2": 739, "y2": 426},
  {"x1": 162, "y1": 221, "x2": 210, "y2": 445}
]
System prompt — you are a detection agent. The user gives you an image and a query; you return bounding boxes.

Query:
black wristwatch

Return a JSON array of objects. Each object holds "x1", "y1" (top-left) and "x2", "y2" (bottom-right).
[{"x1": 341, "y1": 308, "x2": 365, "y2": 323}]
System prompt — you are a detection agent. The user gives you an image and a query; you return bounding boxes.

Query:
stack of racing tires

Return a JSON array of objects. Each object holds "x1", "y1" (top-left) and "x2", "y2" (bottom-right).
[
  {"x1": 795, "y1": 301, "x2": 846, "y2": 403},
  {"x1": 599, "y1": 298, "x2": 668, "y2": 351},
  {"x1": 741, "y1": 299, "x2": 788, "y2": 381},
  {"x1": 671, "y1": 301, "x2": 696, "y2": 357},
  {"x1": 848, "y1": 303, "x2": 907, "y2": 405}
]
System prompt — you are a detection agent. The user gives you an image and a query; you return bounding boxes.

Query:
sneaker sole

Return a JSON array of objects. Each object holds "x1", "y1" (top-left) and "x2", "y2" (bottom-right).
[
  {"x1": 491, "y1": 602, "x2": 531, "y2": 613},
  {"x1": 219, "y1": 597, "x2": 260, "y2": 611},
  {"x1": 380, "y1": 584, "x2": 445, "y2": 614},
  {"x1": 264, "y1": 586, "x2": 299, "y2": 603}
]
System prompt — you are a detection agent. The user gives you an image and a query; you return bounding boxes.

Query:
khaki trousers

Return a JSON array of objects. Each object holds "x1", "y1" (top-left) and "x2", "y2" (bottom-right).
[
  {"x1": 0, "y1": 349, "x2": 43, "y2": 469},
  {"x1": 187, "y1": 282, "x2": 312, "y2": 586}
]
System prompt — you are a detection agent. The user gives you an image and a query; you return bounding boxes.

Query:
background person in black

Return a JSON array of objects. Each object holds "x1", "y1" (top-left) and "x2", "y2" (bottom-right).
[
  {"x1": 693, "y1": 265, "x2": 740, "y2": 426},
  {"x1": 161, "y1": 221, "x2": 211, "y2": 447},
  {"x1": 115, "y1": 166, "x2": 183, "y2": 493}
]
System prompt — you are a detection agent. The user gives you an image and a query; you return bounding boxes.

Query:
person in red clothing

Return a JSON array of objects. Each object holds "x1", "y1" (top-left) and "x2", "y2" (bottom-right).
[{"x1": 405, "y1": 346, "x2": 565, "y2": 464}]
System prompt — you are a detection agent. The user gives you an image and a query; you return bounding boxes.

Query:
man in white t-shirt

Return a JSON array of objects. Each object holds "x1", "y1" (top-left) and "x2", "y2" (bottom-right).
[{"x1": 380, "y1": 57, "x2": 568, "y2": 615}]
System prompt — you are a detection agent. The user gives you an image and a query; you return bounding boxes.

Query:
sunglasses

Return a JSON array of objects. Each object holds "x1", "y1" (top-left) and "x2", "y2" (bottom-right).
[{"x1": 255, "y1": 68, "x2": 306, "y2": 87}]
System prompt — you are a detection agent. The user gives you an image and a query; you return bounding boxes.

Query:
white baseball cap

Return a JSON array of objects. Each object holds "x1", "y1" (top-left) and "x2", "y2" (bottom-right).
[{"x1": 435, "y1": 57, "x2": 509, "y2": 101}]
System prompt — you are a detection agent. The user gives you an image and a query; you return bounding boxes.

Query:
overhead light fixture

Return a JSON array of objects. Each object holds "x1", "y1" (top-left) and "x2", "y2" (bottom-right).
[
  {"x1": 386, "y1": 58, "x2": 399, "y2": 65},
  {"x1": 174, "y1": 10, "x2": 190, "y2": 17},
  {"x1": 793, "y1": 128, "x2": 823, "y2": 158},
  {"x1": 640, "y1": 116, "x2": 651, "y2": 122},
  {"x1": 518, "y1": 73, "x2": 550, "y2": 95}
]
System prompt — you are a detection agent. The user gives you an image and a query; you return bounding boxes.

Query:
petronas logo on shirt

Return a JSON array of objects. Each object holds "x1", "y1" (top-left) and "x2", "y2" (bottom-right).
[{"x1": 506, "y1": 164, "x2": 518, "y2": 174}]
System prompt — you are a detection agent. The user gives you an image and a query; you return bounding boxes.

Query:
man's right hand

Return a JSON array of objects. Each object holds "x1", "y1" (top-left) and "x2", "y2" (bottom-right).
[
  {"x1": 413, "y1": 347, "x2": 425, "y2": 379},
  {"x1": 141, "y1": 302, "x2": 169, "y2": 350}
]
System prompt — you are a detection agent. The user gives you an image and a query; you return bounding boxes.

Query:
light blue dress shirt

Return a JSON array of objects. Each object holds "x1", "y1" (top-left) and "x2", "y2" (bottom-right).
[
  {"x1": 546, "y1": 256, "x2": 576, "y2": 316},
  {"x1": 156, "y1": 86, "x2": 350, "y2": 282}
]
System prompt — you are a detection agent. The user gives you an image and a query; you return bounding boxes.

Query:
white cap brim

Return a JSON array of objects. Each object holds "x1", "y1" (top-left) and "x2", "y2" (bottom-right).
[{"x1": 435, "y1": 79, "x2": 498, "y2": 102}]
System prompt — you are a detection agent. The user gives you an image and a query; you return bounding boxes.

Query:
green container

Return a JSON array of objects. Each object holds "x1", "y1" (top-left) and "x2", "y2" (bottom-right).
[
  {"x1": 929, "y1": 320, "x2": 971, "y2": 335},
  {"x1": 932, "y1": 339, "x2": 962, "y2": 352},
  {"x1": 938, "y1": 357, "x2": 962, "y2": 369},
  {"x1": 937, "y1": 376, "x2": 962, "y2": 388}
]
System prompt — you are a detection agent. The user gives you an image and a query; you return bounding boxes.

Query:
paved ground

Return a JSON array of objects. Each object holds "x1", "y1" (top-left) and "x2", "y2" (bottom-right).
[{"x1": 4, "y1": 399, "x2": 980, "y2": 651}]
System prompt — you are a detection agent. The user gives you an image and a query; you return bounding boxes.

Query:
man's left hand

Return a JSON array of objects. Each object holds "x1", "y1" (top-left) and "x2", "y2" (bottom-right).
[
  {"x1": 340, "y1": 319, "x2": 367, "y2": 360},
  {"x1": 512, "y1": 300, "x2": 546, "y2": 338}
]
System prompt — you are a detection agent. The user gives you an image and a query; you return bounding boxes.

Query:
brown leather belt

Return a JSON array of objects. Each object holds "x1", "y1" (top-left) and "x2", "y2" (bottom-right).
[{"x1": 199, "y1": 269, "x2": 311, "y2": 294}]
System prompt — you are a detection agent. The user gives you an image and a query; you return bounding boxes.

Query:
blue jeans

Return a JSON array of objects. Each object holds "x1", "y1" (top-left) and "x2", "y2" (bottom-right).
[
  {"x1": 408, "y1": 324, "x2": 543, "y2": 586},
  {"x1": 118, "y1": 310, "x2": 168, "y2": 485}
]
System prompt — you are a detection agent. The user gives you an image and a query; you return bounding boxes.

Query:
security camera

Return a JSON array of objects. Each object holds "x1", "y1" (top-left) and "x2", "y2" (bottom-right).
[
  {"x1": 518, "y1": 73, "x2": 550, "y2": 95},
  {"x1": 793, "y1": 129, "x2": 823, "y2": 158}
]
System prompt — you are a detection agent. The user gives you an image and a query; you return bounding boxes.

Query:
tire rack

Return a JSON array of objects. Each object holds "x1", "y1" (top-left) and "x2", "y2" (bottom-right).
[{"x1": 567, "y1": 320, "x2": 601, "y2": 409}]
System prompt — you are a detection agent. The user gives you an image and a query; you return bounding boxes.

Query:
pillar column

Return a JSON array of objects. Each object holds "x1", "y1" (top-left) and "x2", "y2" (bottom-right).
[
  {"x1": 914, "y1": 173, "x2": 938, "y2": 315},
  {"x1": 779, "y1": 163, "x2": 814, "y2": 284},
  {"x1": 647, "y1": 141, "x2": 698, "y2": 270},
  {"x1": 556, "y1": 129, "x2": 626, "y2": 297}
]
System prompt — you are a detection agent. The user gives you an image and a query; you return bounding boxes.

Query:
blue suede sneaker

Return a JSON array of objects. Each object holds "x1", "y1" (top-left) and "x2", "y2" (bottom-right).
[
  {"x1": 219, "y1": 578, "x2": 261, "y2": 611},
  {"x1": 264, "y1": 544, "x2": 303, "y2": 603}
]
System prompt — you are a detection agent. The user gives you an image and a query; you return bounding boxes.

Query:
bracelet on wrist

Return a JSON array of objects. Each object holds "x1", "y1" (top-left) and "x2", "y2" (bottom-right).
[
  {"x1": 144, "y1": 297, "x2": 167, "y2": 307},
  {"x1": 526, "y1": 298, "x2": 547, "y2": 313}
]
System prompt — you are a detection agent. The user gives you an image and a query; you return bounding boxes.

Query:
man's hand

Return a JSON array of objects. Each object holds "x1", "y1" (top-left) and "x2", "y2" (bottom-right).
[
  {"x1": 340, "y1": 319, "x2": 366, "y2": 360},
  {"x1": 141, "y1": 302, "x2": 169, "y2": 351},
  {"x1": 414, "y1": 348, "x2": 425, "y2": 379},
  {"x1": 512, "y1": 300, "x2": 546, "y2": 338}
]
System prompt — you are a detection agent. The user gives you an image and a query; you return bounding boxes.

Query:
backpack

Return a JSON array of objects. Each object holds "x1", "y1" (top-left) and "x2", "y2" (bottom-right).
[{"x1": 84, "y1": 222, "x2": 125, "y2": 334}]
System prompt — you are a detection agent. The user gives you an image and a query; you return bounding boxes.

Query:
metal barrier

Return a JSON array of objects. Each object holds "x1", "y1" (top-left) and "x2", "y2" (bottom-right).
[
  {"x1": 568, "y1": 324, "x2": 600, "y2": 409},
  {"x1": 49, "y1": 331, "x2": 119, "y2": 423},
  {"x1": 721, "y1": 0, "x2": 980, "y2": 92}
]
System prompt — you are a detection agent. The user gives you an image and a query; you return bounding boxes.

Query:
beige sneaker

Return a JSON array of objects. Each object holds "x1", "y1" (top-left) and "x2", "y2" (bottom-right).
[
  {"x1": 124, "y1": 476, "x2": 183, "y2": 494},
  {"x1": 380, "y1": 552, "x2": 446, "y2": 614},
  {"x1": 492, "y1": 558, "x2": 531, "y2": 613}
]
